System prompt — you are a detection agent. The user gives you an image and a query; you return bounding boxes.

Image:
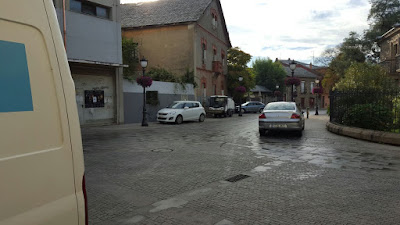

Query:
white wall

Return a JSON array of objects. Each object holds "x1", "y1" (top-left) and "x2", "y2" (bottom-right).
[{"x1": 123, "y1": 80, "x2": 195, "y2": 95}]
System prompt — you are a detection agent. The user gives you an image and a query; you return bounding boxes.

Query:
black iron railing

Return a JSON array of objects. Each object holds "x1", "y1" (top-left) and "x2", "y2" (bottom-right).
[{"x1": 330, "y1": 90, "x2": 400, "y2": 133}]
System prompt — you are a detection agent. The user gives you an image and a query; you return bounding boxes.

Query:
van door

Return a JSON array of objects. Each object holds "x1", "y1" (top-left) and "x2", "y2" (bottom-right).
[{"x1": 0, "y1": 1, "x2": 81, "y2": 224}]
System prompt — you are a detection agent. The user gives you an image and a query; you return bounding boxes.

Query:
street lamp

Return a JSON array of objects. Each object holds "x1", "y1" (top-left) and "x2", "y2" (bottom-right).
[
  {"x1": 140, "y1": 57, "x2": 148, "y2": 126},
  {"x1": 238, "y1": 76, "x2": 243, "y2": 117},
  {"x1": 289, "y1": 60, "x2": 297, "y2": 102},
  {"x1": 275, "y1": 84, "x2": 280, "y2": 101},
  {"x1": 315, "y1": 79, "x2": 319, "y2": 115}
]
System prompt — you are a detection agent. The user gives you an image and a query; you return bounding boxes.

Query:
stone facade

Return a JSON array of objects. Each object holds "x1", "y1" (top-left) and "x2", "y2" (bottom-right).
[
  {"x1": 121, "y1": 0, "x2": 231, "y2": 105},
  {"x1": 377, "y1": 25, "x2": 400, "y2": 86}
]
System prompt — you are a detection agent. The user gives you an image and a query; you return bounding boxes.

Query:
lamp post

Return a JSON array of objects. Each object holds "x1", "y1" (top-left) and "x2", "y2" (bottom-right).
[
  {"x1": 238, "y1": 76, "x2": 243, "y2": 117},
  {"x1": 315, "y1": 79, "x2": 319, "y2": 115},
  {"x1": 140, "y1": 57, "x2": 148, "y2": 126},
  {"x1": 275, "y1": 84, "x2": 279, "y2": 101},
  {"x1": 289, "y1": 60, "x2": 297, "y2": 102}
]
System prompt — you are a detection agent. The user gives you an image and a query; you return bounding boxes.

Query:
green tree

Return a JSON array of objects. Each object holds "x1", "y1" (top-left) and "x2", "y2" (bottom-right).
[
  {"x1": 252, "y1": 58, "x2": 286, "y2": 92},
  {"x1": 227, "y1": 47, "x2": 255, "y2": 96},
  {"x1": 363, "y1": 0, "x2": 400, "y2": 60},
  {"x1": 122, "y1": 38, "x2": 139, "y2": 81},
  {"x1": 334, "y1": 62, "x2": 394, "y2": 91},
  {"x1": 318, "y1": 32, "x2": 366, "y2": 91}
]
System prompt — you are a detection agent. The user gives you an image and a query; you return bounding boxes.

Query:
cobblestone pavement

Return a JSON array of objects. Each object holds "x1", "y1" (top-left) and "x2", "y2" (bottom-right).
[{"x1": 82, "y1": 112, "x2": 400, "y2": 225}]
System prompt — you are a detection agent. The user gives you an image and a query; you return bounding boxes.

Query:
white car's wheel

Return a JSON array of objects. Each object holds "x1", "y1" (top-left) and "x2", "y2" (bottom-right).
[
  {"x1": 199, "y1": 114, "x2": 205, "y2": 122},
  {"x1": 175, "y1": 115, "x2": 183, "y2": 124}
]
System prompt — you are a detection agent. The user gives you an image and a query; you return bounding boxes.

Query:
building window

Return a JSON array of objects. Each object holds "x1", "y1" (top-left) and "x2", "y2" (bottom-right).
[
  {"x1": 214, "y1": 84, "x2": 217, "y2": 95},
  {"x1": 310, "y1": 82, "x2": 314, "y2": 92},
  {"x1": 395, "y1": 44, "x2": 398, "y2": 55},
  {"x1": 213, "y1": 45, "x2": 217, "y2": 61},
  {"x1": 96, "y1": 6, "x2": 109, "y2": 18},
  {"x1": 70, "y1": 0, "x2": 110, "y2": 19},
  {"x1": 70, "y1": 0, "x2": 82, "y2": 11},
  {"x1": 202, "y1": 43, "x2": 207, "y2": 65},
  {"x1": 221, "y1": 51, "x2": 226, "y2": 66},
  {"x1": 211, "y1": 9, "x2": 218, "y2": 30},
  {"x1": 301, "y1": 81, "x2": 305, "y2": 93},
  {"x1": 202, "y1": 83, "x2": 207, "y2": 98},
  {"x1": 146, "y1": 91, "x2": 159, "y2": 106}
]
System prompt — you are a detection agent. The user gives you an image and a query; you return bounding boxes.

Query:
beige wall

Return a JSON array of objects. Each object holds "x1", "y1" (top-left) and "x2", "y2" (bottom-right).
[
  {"x1": 194, "y1": 0, "x2": 230, "y2": 100},
  {"x1": 379, "y1": 29, "x2": 400, "y2": 62},
  {"x1": 122, "y1": 0, "x2": 231, "y2": 101},
  {"x1": 378, "y1": 27, "x2": 400, "y2": 85},
  {"x1": 123, "y1": 24, "x2": 195, "y2": 76}
]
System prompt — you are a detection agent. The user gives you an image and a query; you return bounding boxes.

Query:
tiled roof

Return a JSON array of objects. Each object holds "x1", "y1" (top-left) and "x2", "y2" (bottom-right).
[
  {"x1": 278, "y1": 60, "x2": 319, "y2": 78},
  {"x1": 251, "y1": 85, "x2": 272, "y2": 93},
  {"x1": 279, "y1": 59, "x2": 323, "y2": 69},
  {"x1": 282, "y1": 64, "x2": 318, "y2": 78},
  {"x1": 121, "y1": 0, "x2": 213, "y2": 28}
]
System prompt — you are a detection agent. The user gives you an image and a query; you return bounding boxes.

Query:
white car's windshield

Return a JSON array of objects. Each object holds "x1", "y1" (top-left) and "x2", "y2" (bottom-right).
[
  {"x1": 167, "y1": 102, "x2": 185, "y2": 109},
  {"x1": 266, "y1": 103, "x2": 295, "y2": 110}
]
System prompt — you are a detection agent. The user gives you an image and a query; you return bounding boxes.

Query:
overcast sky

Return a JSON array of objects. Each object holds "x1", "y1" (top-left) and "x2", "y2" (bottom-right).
[{"x1": 121, "y1": 0, "x2": 371, "y2": 65}]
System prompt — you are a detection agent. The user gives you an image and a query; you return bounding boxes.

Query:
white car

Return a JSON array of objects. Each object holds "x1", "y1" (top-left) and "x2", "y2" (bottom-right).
[{"x1": 157, "y1": 101, "x2": 206, "y2": 124}]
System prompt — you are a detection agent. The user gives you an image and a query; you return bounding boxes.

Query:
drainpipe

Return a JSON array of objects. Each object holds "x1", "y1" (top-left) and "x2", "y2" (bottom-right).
[{"x1": 63, "y1": 0, "x2": 67, "y2": 50}]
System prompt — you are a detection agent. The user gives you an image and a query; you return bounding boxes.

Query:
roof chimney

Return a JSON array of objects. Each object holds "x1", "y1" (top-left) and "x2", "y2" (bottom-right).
[
  {"x1": 309, "y1": 63, "x2": 312, "y2": 69},
  {"x1": 275, "y1": 58, "x2": 279, "y2": 62},
  {"x1": 288, "y1": 58, "x2": 291, "y2": 61}
]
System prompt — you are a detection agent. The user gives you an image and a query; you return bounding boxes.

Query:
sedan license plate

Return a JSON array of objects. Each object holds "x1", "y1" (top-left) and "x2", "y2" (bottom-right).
[{"x1": 270, "y1": 124, "x2": 287, "y2": 128}]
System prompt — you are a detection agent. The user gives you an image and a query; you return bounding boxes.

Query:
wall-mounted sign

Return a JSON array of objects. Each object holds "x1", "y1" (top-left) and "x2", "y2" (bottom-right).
[{"x1": 85, "y1": 90, "x2": 104, "y2": 108}]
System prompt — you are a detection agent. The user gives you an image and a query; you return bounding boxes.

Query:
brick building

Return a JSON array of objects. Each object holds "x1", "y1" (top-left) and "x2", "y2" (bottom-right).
[{"x1": 121, "y1": 0, "x2": 231, "y2": 104}]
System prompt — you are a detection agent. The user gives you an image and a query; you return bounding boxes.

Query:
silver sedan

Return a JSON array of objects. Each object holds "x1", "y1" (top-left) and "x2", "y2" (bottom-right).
[{"x1": 258, "y1": 102, "x2": 305, "y2": 135}]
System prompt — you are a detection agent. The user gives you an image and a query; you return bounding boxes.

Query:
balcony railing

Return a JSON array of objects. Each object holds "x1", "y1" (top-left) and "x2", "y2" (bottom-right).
[{"x1": 212, "y1": 61, "x2": 223, "y2": 75}]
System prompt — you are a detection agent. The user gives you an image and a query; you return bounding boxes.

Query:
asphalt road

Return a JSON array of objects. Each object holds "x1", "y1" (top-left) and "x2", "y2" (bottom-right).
[{"x1": 82, "y1": 112, "x2": 400, "y2": 225}]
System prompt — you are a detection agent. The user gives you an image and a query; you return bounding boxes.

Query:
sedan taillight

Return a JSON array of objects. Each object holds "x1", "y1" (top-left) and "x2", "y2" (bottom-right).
[
  {"x1": 259, "y1": 113, "x2": 266, "y2": 119},
  {"x1": 291, "y1": 113, "x2": 300, "y2": 119}
]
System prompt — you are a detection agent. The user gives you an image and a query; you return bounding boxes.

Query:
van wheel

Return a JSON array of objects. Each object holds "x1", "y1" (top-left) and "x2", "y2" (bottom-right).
[
  {"x1": 199, "y1": 114, "x2": 205, "y2": 122},
  {"x1": 175, "y1": 115, "x2": 183, "y2": 124}
]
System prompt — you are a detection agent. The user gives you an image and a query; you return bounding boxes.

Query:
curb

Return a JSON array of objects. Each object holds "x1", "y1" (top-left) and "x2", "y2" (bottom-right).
[{"x1": 326, "y1": 122, "x2": 400, "y2": 146}]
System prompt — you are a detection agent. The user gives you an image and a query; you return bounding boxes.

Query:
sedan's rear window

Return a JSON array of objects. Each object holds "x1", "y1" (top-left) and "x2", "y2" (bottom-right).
[{"x1": 266, "y1": 103, "x2": 295, "y2": 110}]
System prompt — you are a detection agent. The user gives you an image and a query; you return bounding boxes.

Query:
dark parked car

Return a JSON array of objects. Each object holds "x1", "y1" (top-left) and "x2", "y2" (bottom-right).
[{"x1": 236, "y1": 101, "x2": 265, "y2": 113}]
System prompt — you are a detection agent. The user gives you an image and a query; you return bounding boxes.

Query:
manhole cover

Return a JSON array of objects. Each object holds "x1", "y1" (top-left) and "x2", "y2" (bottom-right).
[
  {"x1": 151, "y1": 148, "x2": 174, "y2": 153},
  {"x1": 225, "y1": 174, "x2": 250, "y2": 182}
]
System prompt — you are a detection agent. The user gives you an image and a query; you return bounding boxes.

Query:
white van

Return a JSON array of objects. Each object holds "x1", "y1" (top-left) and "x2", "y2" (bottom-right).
[
  {"x1": 0, "y1": 1, "x2": 87, "y2": 225},
  {"x1": 207, "y1": 95, "x2": 235, "y2": 117}
]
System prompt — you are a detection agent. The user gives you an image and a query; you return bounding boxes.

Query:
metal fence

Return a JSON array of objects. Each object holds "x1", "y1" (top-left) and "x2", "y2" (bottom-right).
[{"x1": 330, "y1": 90, "x2": 400, "y2": 133}]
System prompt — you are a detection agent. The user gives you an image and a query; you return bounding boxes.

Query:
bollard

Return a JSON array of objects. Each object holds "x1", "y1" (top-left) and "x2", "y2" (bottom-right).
[{"x1": 306, "y1": 107, "x2": 309, "y2": 119}]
